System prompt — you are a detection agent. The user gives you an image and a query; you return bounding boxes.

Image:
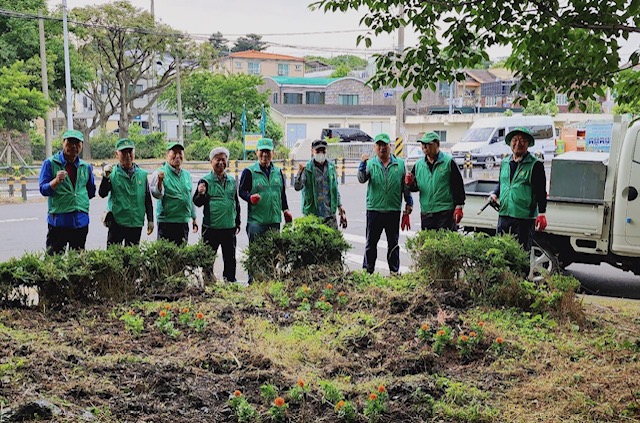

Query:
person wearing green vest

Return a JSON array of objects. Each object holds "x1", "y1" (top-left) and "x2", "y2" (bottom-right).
[
  {"x1": 489, "y1": 127, "x2": 548, "y2": 251},
  {"x1": 193, "y1": 147, "x2": 241, "y2": 282},
  {"x1": 406, "y1": 132, "x2": 465, "y2": 230},
  {"x1": 239, "y1": 138, "x2": 292, "y2": 244},
  {"x1": 358, "y1": 133, "x2": 413, "y2": 274},
  {"x1": 294, "y1": 139, "x2": 346, "y2": 229},
  {"x1": 38, "y1": 129, "x2": 96, "y2": 254},
  {"x1": 150, "y1": 141, "x2": 198, "y2": 245},
  {"x1": 98, "y1": 138, "x2": 153, "y2": 247}
]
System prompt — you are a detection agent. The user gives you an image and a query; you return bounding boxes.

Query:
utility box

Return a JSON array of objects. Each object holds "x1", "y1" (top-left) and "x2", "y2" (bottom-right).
[{"x1": 549, "y1": 152, "x2": 608, "y2": 201}]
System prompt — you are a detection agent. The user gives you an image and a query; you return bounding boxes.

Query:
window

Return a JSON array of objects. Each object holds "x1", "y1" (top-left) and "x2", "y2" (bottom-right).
[
  {"x1": 305, "y1": 91, "x2": 325, "y2": 104},
  {"x1": 348, "y1": 124, "x2": 360, "y2": 129},
  {"x1": 283, "y1": 93, "x2": 303, "y2": 104},
  {"x1": 278, "y1": 63, "x2": 289, "y2": 76},
  {"x1": 556, "y1": 93, "x2": 568, "y2": 106},
  {"x1": 328, "y1": 123, "x2": 341, "y2": 128},
  {"x1": 248, "y1": 62, "x2": 261, "y2": 75},
  {"x1": 273, "y1": 93, "x2": 278, "y2": 104},
  {"x1": 434, "y1": 130, "x2": 447, "y2": 142},
  {"x1": 295, "y1": 64, "x2": 302, "y2": 71},
  {"x1": 338, "y1": 94, "x2": 359, "y2": 105},
  {"x1": 101, "y1": 83, "x2": 108, "y2": 95},
  {"x1": 235, "y1": 61, "x2": 242, "y2": 69},
  {"x1": 485, "y1": 96, "x2": 498, "y2": 106},
  {"x1": 128, "y1": 84, "x2": 143, "y2": 96},
  {"x1": 526, "y1": 125, "x2": 554, "y2": 139}
]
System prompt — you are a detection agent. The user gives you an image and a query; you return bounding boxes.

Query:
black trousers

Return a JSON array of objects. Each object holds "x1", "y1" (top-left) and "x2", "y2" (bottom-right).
[
  {"x1": 158, "y1": 222, "x2": 189, "y2": 246},
  {"x1": 363, "y1": 210, "x2": 401, "y2": 274},
  {"x1": 497, "y1": 216, "x2": 535, "y2": 251},
  {"x1": 421, "y1": 209, "x2": 456, "y2": 231},
  {"x1": 46, "y1": 225, "x2": 89, "y2": 255},
  {"x1": 202, "y1": 227, "x2": 237, "y2": 282},
  {"x1": 107, "y1": 222, "x2": 143, "y2": 247}
]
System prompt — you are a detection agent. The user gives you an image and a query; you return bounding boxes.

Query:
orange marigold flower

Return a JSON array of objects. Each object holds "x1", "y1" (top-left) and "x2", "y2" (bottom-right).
[
  {"x1": 196, "y1": 312, "x2": 204, "y2": 320},
  {"x1": 377, "y1": 385, "x2": 386, "y2": 393},
  {"x1": 164, "y1": 304, "x2": 172, "y2": 310},
  {"x1": 297, "y1": 378, "x2": 305, "y2": 388},
  {"x1": 181, "y1": 307, "x2": 189, "y2": 314},
  {"x1": 368, "y1": 393, "x2": 378, "y2": 401},
  {"x1": 302, "y1": 284, "x2": 309, "y2": 292},
  {"x1": 326, "y1": 283, "x2": 333, "y2": 290},
  {"x1": 460, "y1": 335, "x2": 469, "y2": 342},
  {"x1": 421, "y1": 323, "x2": 429, "y2": 331},
  {"x1": 274, "y1": 397, "x2": 285, "y2": 407},
  {"x1": 436, "y1": 330, "x2": 446, "y2": 337},
  {"x1": 128, "y1": 310, "x2": 135, "y2": 316},
  {"x1": 496, "y1": 337, "x2": 504, "y2": 344},
  {"x1": 336, "y1": 400, "x2": 345, "y2": 410},
  {"x1": 320, "y1": 295, "x2": 326, "y2": 301},
  {"x1": 338, "y1": 291, "x2": 346, "y2": 297},
  {"x1": 478, "y1": 321, "x2": 485, "y2": 327},
  {"x1": 233, "y1": 390, "x2": 242, "y2": 397},
  {"x1": 159, "y1": 310, "x2": 167, "y2": 318},
  {"x1": 469, "y1": 331, "x2": 477, "y2": 337}
]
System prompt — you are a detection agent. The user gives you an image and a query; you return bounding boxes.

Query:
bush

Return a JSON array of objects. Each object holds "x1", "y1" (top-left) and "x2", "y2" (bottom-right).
[
  {"x1": 243, "y1": 216, "x2": 351, "y2": 281},
  {"x1": 186, "y1": 138, "x2": 245, "y2": 161},
  {"x1": 0, "y1": 241, "x2": 216, "y2": 308},
  {"x1": 29, "y1": 130, "x2": 62, "y2": 161},
  {"x1": 87, "y1": 130, "x2": 118, "y2": 159}
]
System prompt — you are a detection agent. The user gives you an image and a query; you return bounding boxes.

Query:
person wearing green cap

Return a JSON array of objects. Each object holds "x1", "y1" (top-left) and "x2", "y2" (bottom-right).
[
  {"x1": 489, "y1": 127, "x2": 548, "y2": 251},
  {"x1": 98, "y1": 138, "x2": 154, "y2": 246},
  {"x1": 405, "y1": 131, "x2": 465, "y2": 231},
  {"x1": 150, "y1": 141, "x2": 198, "y2": 245},
  {"x1": 239, "y1": 138, "x2": 292, "y2": 246},
  {"x1": 39, "y1": 129, "x2": 96, "y2": 254},
  {"x1": 358, "y1": 133, "x2": 413, "y2": 274}
]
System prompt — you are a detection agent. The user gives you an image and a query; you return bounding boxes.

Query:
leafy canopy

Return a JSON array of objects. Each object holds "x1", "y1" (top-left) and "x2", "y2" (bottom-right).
[
  {"x1": 310, "y1": 0, "x2": 640, "y2": 109},
  {"x1": 0, "y1": 62, "x2": 50, "y2": 131}
]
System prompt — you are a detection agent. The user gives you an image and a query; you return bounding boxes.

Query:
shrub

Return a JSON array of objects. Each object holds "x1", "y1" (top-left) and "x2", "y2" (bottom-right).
[
  {"x1": 87, "y1": 130, "x2": 119, "y2": 159},
  {"x1": 243, "y1": 216, "x2": 350, "y2": 281},
  {"x1": 185, "y1": 138, "x2": 245, "y2": 161}
]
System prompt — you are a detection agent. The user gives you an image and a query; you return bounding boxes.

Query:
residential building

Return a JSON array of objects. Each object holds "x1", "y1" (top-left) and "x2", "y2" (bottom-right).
[
  {"x1": 218, "y1": 50, "x2": 305, "y2": 78},
  {"x1": 262, "y1": 76, "x2": 373, "y2": 106}
]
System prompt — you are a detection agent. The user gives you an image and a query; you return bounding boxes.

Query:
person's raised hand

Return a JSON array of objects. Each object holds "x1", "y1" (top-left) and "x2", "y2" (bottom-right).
[
  {"x1": 197, "y1": 182, "x2": 207, "y2": 195},
  {"x1": 361, "y1": 153, "x2": 369, "y2": 163}
]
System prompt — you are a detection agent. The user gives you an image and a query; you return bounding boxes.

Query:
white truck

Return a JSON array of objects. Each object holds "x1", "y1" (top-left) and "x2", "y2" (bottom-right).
[{"x1": 461, "y1": 116, "x2": 640, "y2": 279}]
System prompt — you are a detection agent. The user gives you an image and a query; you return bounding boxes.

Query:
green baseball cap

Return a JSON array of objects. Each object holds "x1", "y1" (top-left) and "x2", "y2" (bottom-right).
[
  {"x1": 166, "y1": 141, "x2": 185, "y2": 151},
  {"x1": 256, "y1": 138, "x2": 274, "y2": 151},
  {"x1": 374, "y1": 133, "x2": 391, "y2": 144},
  {"x1": 419, "y1": 132, "x2": 440, "y2": 144},
  {"x1": 115, "y1": 138, "x2": 135, "y2": 151},
  {"x1": 505, "y1": 127, "x2": 535, "y2": 147},
  {"x1": 62, "y1": 129, "x2": 84, "y2": 142}
]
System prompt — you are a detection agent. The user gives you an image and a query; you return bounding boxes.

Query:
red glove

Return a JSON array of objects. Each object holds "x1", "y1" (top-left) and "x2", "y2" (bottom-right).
[
  {"x1": 401, "y1": 213, "x2": 411, "y2": 231},
  {"x1": 535, "y1": 214, "x2": 547, "y2": 231},
  {"x1": 284, "y1": 210, "x2": 293, "y2": 223},
  {"x1": 405, "y1": 173, "x2": 415, "y2": 185},
  {"x1": 453, "y1": 207, "x2": 463, "y2": 225},
  {"x1": 250, "y1": 194, "x2": 261, "y2": 205}
]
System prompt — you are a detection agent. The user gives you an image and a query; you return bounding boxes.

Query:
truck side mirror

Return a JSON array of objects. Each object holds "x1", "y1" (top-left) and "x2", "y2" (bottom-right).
[{"x1": 491, "y1": 137, "x2": 499, "y2": 144}]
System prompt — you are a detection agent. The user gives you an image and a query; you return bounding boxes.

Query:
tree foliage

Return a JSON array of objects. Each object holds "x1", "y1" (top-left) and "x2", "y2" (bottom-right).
[
  {"x1": 0, "y1": 61, "x2": 50, "y2": 131},
  {"x1": 208, "y1": 31, "x2": 228, "y2": 57},
  {"x1": 310, "y1": 0, "x2": 640, "y2": 109},
  {"x1": 232, "y1": 33, "x2": 267, "y2": 52},
  {"x1": 522, "y1": 95, "x2": 559, "y2": 116},
  {"x1": 161, "y1": 71, "x2": 269, "y2": 142}
]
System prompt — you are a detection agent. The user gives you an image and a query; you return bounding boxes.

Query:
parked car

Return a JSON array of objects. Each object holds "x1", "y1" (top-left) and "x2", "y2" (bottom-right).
[{"x1": 321, "y1": 128, "x2": 373, "y2": 143}]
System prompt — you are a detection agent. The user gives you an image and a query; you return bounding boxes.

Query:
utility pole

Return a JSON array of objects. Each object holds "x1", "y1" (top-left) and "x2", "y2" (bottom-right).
[
  {"x1": 62, "y1": 0, "x2": 73, "y2": 130},
  {"x1": 176, "y1": 61, "x2": 183, "y2": 143},
  {"x1": 394, "y1": 5, "x2": 405, "y2": 143},
  {"x1": 39, "y1": 11, "x2": 52, "y2": 157},
  {"x1": 148, "y1": 0, "x2": 156, "y2": 132}
]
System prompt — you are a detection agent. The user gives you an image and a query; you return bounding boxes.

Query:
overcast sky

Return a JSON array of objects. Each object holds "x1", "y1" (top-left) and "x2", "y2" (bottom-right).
[{"x1": 49, "y1": 0, "x2": 513, "y2": 60}]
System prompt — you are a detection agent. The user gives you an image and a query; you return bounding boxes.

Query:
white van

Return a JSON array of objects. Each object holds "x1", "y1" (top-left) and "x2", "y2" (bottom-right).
[{"x1": 450, "y1": 115, "x2": 556, "y2": 169}]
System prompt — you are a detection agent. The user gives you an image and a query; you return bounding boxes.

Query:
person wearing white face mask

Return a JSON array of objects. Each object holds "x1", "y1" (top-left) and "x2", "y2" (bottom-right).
[{"x1": 294, "y1": 139, "x2": 346, "y2": 229}]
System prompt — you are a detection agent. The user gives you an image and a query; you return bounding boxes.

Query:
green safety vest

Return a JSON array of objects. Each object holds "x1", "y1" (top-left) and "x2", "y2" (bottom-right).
[
  {"x1": 302, "y1": 160, "x2": 339, "y2": 217},
  {"x1": 201, "y1": 171, "x2": 237, "y2": 229},
  {"x1": 108, "y1": 165, "x2": 148, "y2": 227},
  {"x1": 47, "y1": 155, "x2": 91, "y2": 214},
  {"x1": 156, "y1": 163, "x2": 193, "y2": 223},
  {"x1": 365, "y1": 156, "x2": 405, "y2": 212},
  {"x1": 498, "y1": 153, "x2": 539, "y2": 219},
  {"x1": 414, "y1": 152, "x2": 455, "y2": 214},
  {"x1": 248, "y1": 162, "x2": 283, "y2": 225}
]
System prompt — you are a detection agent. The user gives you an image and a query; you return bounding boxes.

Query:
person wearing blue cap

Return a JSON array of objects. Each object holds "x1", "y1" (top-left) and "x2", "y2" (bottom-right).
[
  {"x1": 39, "y1": 129, "x2": 96, "y2": 254},
  {"x1": 99, "y1": 138, "x2": 154, "y2": 246},
  {"x1": 358, "y1": 133, "x2": 413, "y2": 275},
  {"x1": 489, "y1": 127, "x2": 548, "y2": 250}
]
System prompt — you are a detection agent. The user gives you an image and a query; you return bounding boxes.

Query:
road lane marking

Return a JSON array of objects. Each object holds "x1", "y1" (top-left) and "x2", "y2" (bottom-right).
[{"x1": 0, "y1": 217, "x2": 39, "y2": 224}]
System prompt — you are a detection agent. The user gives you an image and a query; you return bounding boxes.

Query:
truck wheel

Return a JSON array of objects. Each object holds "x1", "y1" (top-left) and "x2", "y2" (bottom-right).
[
  {"x1": 484, "y1": 156, "x2": 496, "y2": 169},
  {"x1": 528, "y1": 240, "x2": 560, "y2": 282}
]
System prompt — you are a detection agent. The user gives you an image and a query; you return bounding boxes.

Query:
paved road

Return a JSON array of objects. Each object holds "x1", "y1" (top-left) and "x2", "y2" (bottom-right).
[{"x1": 1, "y1": 174, "x2": 639, "y2": 299}]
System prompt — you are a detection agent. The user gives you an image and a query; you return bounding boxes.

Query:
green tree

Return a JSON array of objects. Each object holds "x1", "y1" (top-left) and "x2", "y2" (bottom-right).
[
  {"x1": 310, "y1": 0, "x2": 640, "y2": 109},
  {"x1": 161, "y1": 71, "x2": 269, "y2": 142},
  {"x1": 330, "y1": 64, "x2": 350, "y2": 78},
  {"x1": 0, "y1": 0, "x2": 43, "y2": 68},
  {"x1": 232, "y1": 34, "x2": 267, "y2": 52},
  {"x1": 614, "y1": 69, "x2": 640, "y2": 117},
  {"x1": 208, "y1": 31, "x2": 228, "y2": 57},
  {"x1": 0, "y1": 61, "x2": 50, "y2": 131},
  {"x1": 522, "y1": 95, "x2": 559, "y2": 116}
]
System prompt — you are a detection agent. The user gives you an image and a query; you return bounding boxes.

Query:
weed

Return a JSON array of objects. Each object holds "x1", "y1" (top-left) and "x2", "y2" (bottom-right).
[
  {"x1": 119, "y1": 311, "x2": 144, "y2": 336},
  {"x1": 433, "y1": 326, "x2": 453, "y2": 354},
  {"x1": 335, "y1": 399, "x2": 357, "y2": 422},
  {"x1": 260, "y1": 383, "x2": 279, "y2": 403},
  {"x1": 319, "y1": 380, "x2": 344, "y2": 404},
  {"x1": 229, "y1": 391, "x2": 259, "y2": 422},
  {"x1": 315, "y1": 300, "x2": 333, "y2": 313},
  {"x1": 287, "y1": 378, "x2": 309, "y2": 403},
  {"x1": 294, "y1": 284, "x2": 313, "y2": 300},
  {"x1": 297, "y1": 298, "x2": 311, "y2": 311},
  {"x1": 268, "y1": 282, "x2": 291, "y2": 308}
]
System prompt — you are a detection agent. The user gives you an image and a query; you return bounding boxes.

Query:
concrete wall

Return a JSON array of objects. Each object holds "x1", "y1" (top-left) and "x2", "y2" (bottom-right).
[{"x1": 326, "y1": 79, "x2": 373, "y2": 105}]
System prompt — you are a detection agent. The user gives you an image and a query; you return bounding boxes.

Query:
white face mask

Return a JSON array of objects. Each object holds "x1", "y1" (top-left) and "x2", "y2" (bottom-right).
[{"x1": 314, "y1": 152, "x2": 327, "y2": 164}]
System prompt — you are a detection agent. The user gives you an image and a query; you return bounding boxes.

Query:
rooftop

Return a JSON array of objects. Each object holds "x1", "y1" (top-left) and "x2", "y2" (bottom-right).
[
  {"x1": 272, "y1": 104, "x2": 404, "y2": 117},
  {"x1": 227, "y1": 50, "x2": 304, "y2": 62}
]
